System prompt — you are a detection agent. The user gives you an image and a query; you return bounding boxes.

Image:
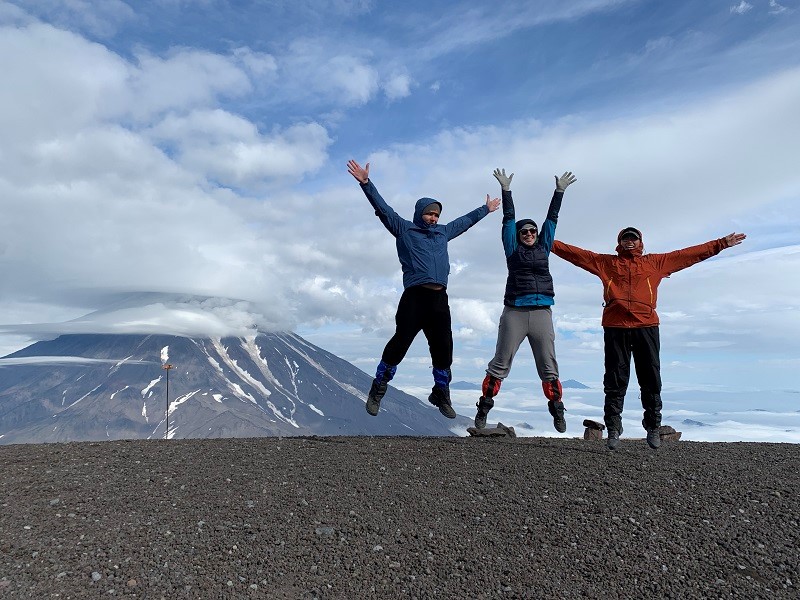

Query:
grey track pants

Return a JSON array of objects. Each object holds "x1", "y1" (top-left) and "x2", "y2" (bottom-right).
[{"x1": 486, "y1": 306, "x2": 558, "y2": 382}]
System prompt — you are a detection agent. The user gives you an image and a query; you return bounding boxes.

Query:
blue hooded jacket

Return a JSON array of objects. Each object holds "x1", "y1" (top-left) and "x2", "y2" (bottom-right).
[{"x1": 359, "y1": 180, "x2": 490, "y2": 289}]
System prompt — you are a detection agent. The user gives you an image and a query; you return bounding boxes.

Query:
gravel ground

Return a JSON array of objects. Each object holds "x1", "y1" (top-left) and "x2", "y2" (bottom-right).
[{"x1": 0, "y1": 436, "x2": 798, "y2": 599}]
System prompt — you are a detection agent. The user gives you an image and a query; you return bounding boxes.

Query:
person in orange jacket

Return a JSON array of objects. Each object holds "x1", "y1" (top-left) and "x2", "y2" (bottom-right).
[{"x1": 551, "y1": 227, "x2": 746, "y2": 450}]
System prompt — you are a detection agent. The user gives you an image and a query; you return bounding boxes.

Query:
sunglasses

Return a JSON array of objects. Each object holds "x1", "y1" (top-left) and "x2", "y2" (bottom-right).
[
  {"x1": 423, "y1": 212, "x2": 440, "y2": 217},
  {"x1": 520, "y1": 229, "x2": 537, "y2": 236}
]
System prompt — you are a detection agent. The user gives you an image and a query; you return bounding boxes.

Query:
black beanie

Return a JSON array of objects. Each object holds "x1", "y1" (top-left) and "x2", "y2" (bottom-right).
[{"x1": 516, "y1": 219, "x2": 538, "y2": 235}]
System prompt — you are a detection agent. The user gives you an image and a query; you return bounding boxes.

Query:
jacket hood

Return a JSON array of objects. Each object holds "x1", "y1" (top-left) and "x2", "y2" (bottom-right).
[{"x1": 413, "y1": 197, "x2": 442, "y2": 227}]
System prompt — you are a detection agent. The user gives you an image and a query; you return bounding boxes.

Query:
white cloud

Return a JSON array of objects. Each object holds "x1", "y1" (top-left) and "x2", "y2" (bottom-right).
[
  {"x1": 278, "y1": 40, "x2": 380, "y2": 107},
  {"x1": 768, "y1": 0, "x2": 788, "y2": 14},
  {"x1": 148, "y1": 110, "x2": 332, "y2": 186},
  {"x1": 232, "y1": 47, "x2": 278, "y2": 78},
  {"x1": 730, "y1": 1, "x2": 753, "y2": 15},
  {"x1": 1, "y1": 296, "x2": 280, "y2": 339},
  {"x1": 126, "y1": 49, "x2": 253, "y2": 122},
  {"x1": 383, "y1": 72, "x2": 412, "y2": 101}
]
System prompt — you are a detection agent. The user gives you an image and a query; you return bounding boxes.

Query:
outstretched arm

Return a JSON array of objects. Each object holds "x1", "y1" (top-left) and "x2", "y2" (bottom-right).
[
  {"x1": 444, "y1": 195, "x2": 498, "y2": 240},
  {"x1": 551, "y1": 240, "x2": 604, "y2": 277},
  {"x1": 656, "y1": 232, "x2": 747, "y2": 275}
]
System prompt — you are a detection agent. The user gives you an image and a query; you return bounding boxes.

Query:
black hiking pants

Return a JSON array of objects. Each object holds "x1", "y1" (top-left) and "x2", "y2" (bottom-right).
[
  {"x1": 382, "y1": 285, "x2": 453, "y2": 370},
  {"x1": 603, "y1": 326, "x2": 662, "y2": 434}
]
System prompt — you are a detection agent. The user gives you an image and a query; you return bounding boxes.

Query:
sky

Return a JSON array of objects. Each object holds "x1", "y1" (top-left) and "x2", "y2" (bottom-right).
[{"x1": 1, "y1": 0, "x2": 799, "y2": 439}]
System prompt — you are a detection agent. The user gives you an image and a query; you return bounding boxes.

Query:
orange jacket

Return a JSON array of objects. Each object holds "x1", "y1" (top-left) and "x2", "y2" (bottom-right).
[{"x1": 551, "y1": 237, "x2": 726, "y2": 328}]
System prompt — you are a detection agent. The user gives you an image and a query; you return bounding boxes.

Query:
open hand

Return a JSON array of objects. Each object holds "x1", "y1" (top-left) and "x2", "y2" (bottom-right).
[
  {"x1": 347, "y1": 160, "x2": 369, "y2": 184},
  {"x1": 486, "y1": 194, "x2": 501, "y2": 212},
  {"x1": 723, "y1": 232, "x2": 746, "y2": 248},
  {"x1": 493, "y1": 168, "x2": 513, "y2": 191},
  {"x1": 555, "y1": 171, "x2": 576, "y2": 191}
]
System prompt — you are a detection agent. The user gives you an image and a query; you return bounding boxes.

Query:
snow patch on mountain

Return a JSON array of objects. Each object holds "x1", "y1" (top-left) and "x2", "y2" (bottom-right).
[{"x1": 142, "y1": 377, "x2": 161, "y2": 397}]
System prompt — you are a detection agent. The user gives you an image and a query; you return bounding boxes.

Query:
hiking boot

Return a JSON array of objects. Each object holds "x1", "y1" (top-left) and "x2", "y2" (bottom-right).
[
  {"x1": 646, "y1": 428, "x2": 661, "y2": 449},
  {"x1": 429, "y1": 386, "x2": 456, "y2": 419},
  {"x1": 366, "y1": 379, "x2": 388, "y2": 416},
  {"x1": 547, "y1": 400, "x2": 567, "y2": 433},
  {"x1": 474, "y1": 395, "x2": 494, "y2": 429},
  {"x1": 607, "y1": 430, "x2": 620, "y2": 450}
]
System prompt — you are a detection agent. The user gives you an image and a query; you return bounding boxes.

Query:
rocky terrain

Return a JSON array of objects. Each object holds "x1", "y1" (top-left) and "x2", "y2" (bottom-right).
[{"x1": 1, "y1": 436, "x2": 797, "y2": 598}]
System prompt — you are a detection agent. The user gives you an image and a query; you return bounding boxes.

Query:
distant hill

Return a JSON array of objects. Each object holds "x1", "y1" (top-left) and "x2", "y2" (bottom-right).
[
  {"x1": 683, "y1": 419, "x2": 711, "y2": 427},
  {"x1": 563, "y1": 379, "x2": 590, "y2": 389},
  {"x1": 450, "y1": 381, "x2": 480, "y2": 390}
]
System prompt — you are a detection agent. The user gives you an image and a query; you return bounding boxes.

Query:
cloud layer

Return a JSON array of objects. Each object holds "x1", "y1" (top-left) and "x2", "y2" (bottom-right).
[{"x1": 1, "y1": 1, "x2": 798, "y2": 412}]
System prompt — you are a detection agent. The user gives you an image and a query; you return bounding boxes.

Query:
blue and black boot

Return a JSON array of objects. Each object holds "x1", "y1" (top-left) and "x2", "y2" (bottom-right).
[
  {"x1": 429, "y1": 367, "x2": 456, "y2": 419},
  {"x1": 366, "y1": 361, "x2": 396, "y2": 416}
]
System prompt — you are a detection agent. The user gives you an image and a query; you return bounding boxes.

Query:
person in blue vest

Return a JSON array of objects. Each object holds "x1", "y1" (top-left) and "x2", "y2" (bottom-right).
[
  {"x1": 475, "y1": 168, "x2": 576, "y2": 431},
  {"x1": 348, "y1": 159, "x2": 500, "y2": 418}
]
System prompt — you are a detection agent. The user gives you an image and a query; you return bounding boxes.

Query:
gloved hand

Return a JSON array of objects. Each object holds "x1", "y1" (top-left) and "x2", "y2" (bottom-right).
[
  {"x1": 555, "y1": 171, "x2": 577, "y2": 192},
  {"x1": 493, "y1": 168, "x2": 513, "y2": 191}
]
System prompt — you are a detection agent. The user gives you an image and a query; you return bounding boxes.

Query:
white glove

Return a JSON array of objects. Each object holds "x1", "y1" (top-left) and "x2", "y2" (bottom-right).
[
  {"x1": 493, "y1": 168, "x2": 513, "y2": 191},
  {"x1": 555, "y1": 171, "x2": 576, "y2": 192}
]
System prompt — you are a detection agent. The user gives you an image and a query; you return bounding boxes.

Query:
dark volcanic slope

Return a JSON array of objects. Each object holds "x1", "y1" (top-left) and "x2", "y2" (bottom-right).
[{"x1": 1, "y1": 437, "x2": 798, "y2": 599}]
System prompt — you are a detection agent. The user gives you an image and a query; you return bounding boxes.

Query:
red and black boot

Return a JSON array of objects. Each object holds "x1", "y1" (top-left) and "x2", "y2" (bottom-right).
[
  {"x1": 543, "y1": 379, "x2": 566, "y2": 433},
  {"x1": 475, "y1": 375, "x2": 501, "y2": 429}
]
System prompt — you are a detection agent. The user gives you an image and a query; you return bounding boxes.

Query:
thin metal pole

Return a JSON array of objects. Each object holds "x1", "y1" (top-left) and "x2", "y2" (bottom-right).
[{"x1": 162, "y1": 363, "x2": 173, "y2": 440}]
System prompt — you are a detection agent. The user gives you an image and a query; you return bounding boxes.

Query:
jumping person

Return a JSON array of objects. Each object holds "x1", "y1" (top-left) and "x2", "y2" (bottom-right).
[
  {"x1": 347, "y1": 159, "x2": 500, "y2": 418},
  {"x1": 552, "y1": 228, "x2": 746, "y2": 449},
  {"x1": 475, "y1": 169, "x2": 577, "y2": 432}
]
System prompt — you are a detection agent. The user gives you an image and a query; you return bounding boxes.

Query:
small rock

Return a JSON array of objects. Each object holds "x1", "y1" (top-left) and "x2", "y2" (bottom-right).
[{"x1": 467, "y1": 423, "x2": 516, "y2": 438}]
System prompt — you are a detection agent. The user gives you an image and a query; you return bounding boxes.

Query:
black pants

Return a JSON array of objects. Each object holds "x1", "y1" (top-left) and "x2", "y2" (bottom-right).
[
  {"x1": 603, "y1": 326, "x2": 662, "y2": 433},
  {"x1": 382, "y1": 286, "x2": 453, "y2": 370}
]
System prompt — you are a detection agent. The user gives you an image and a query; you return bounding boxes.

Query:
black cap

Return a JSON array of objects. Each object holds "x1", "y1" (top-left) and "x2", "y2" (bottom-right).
[{"x1": 617, "y1": 227, "x2": 642, "y2": 242}]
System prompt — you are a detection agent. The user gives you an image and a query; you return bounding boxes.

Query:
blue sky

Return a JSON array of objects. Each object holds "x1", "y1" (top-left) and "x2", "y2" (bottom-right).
[{"x1": 1, "y1": 0, "x2": 799, "y2": 438}]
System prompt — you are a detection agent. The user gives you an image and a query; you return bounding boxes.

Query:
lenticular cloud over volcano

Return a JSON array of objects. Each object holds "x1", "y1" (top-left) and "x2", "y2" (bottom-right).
[{"x1": 0, "y1": 294, "x2": 286, "y2": 341}]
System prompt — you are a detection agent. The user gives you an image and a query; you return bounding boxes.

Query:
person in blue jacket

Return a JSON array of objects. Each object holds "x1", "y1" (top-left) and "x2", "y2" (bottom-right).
[
  {"x1": 348, "y1": 159, "x2": 500, "y2": 418},
  {"x1": 474, "y1": 168, "x2": 576, "y2": 431}
]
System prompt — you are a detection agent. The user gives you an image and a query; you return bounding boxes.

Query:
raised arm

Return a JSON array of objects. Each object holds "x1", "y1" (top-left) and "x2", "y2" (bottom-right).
[
  {"x1": 347, "y1": 159, "x2": 407, "y2": 236},
  {"x1": 493, "y1": 168, "x2": 518, "y2": 257},
  {"x1": 540, "y1": 171, "x2": 577, "y2": 252}
]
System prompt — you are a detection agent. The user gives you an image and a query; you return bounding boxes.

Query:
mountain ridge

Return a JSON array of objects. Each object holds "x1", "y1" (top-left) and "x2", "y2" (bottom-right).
[{"x1": 0, "y1": 332, "x2": 458, "y2": 444}]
